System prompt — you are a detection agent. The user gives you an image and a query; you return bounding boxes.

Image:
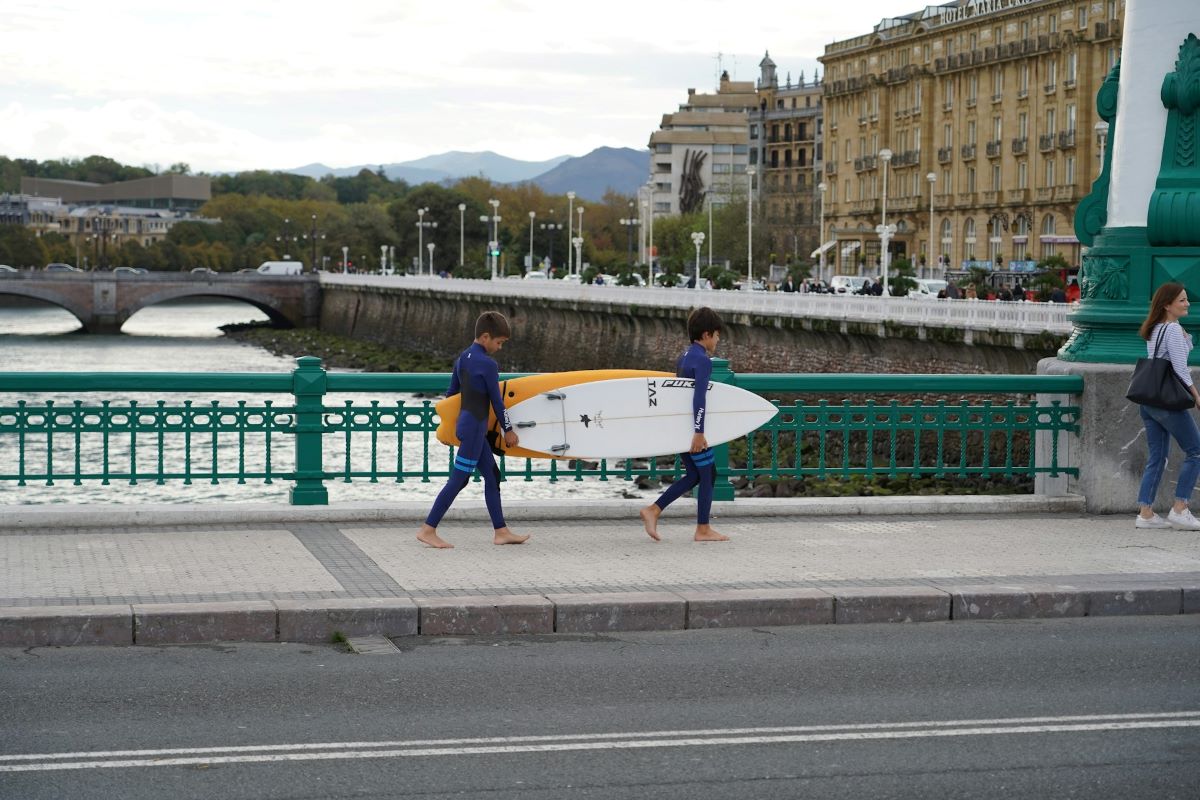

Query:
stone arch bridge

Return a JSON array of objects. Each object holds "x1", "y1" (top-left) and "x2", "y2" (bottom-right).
[{"x1": 0, "y1": 272, "x2": 321, "y2": 333}]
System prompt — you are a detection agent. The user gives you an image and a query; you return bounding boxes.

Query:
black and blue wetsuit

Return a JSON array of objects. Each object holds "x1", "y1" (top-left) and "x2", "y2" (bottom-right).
[
  {"x1": 424, "y1": 342, "x2": 513, "y2": 529},
  {"x1": 653, "y1": 342, "x2": 716, "y2": 524}
]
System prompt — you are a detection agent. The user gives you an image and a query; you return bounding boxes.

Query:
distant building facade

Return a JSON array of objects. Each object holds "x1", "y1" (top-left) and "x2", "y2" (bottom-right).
[
  {"x1": 819, "y1": 0, "x2": 1124, "y2": 280},
  {"x1": 21, "y1": 174, "x2": 211, "y2": 212},
  {"x1": 752, "y1": 53, "x2": 825, "y2": 267},
  {"x1": 647, "y1": 72, "x2": 757, "y2": 218},
  {"x1": 0, "y1": 194, "x2": 68, "y2": 237}
]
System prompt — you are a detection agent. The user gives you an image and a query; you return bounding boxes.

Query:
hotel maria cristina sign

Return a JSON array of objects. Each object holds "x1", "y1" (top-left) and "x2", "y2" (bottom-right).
[{"x1": 939, "y1": 0, "x2": 1046, "y2": 25}]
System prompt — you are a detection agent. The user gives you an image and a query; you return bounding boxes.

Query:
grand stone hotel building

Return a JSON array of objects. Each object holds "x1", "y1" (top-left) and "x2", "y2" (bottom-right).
[{"x1": 819, "y1": 0, "x2": 1124, "y2": 280}]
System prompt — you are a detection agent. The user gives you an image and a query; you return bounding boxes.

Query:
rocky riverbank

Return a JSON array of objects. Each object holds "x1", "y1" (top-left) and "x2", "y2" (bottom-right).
[{"x1": 221, "y1": 323, "x2": 452, "y2": 373}]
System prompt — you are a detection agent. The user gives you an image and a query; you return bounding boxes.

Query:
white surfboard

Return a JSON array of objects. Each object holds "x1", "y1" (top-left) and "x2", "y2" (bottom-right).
[{"x1": 506, "y1": 376, "x2": 778, "y2": 460}]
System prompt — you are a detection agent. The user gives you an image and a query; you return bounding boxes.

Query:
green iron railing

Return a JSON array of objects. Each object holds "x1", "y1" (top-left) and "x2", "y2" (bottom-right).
[{"x1": 0, "y1": 356, "x2": 1083, "y2": 504}]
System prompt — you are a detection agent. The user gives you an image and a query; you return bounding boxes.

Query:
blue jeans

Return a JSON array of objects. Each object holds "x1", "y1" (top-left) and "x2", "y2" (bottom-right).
[{"x1": 1137, "y1": 405, "x2": 1200, "y2": 506}]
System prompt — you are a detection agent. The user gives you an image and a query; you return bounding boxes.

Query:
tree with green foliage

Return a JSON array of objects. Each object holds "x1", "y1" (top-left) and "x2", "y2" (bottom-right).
[{"x1": 888, "y1": 257, "x2": 919, "y2": 297}]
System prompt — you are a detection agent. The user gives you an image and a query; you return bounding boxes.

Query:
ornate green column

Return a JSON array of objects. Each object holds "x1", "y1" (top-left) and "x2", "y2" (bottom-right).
[{"x1": 1060, "y1": 34, "x2": 1200, "y2": 364}]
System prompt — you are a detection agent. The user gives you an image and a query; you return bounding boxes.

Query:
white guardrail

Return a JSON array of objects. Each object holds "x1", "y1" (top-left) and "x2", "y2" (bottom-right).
[{"x1": 319, "y1": 274, "x2": 1074, "y2": 336}]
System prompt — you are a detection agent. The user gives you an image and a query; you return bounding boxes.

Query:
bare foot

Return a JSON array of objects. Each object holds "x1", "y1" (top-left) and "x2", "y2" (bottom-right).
[
  {"x1": 417, "y1": 524, "x2": 454, "y2": 549},
  {"x1": 694, "y1": 524, "x2": 730, "y2": 542},
  {"x1": 639, "y1": 505, "x2": 662, "y2": 541},
  {"x1": 493, "y1": 527, "x2": 529, "y2": 545}
]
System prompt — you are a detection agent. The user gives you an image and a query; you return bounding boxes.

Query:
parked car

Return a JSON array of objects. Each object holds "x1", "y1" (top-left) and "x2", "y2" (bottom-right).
[
  {"x1": 237, "y1": 267, "x2": 259, "y2": 274},
  {"x1": 559, "y1": 274, "x2": 582, "y2": 284},
  {"x1": 190, "y1": 267, "x2": 218, "y2": 276},
  {"x1": 256, "y1": 260, "x2": 302, "y2": 275},
  {"x1": 112, "y1": 266, "x2": 147, "y2": 275},
  {"x1": 908, "y1": 278, "x2": 948, "y2": 299},
  {"x1": 523, "y1": 270, "x2": 548, "y2": 280},
  {"x1": 828, "y1": 275, "x2": 865, "y2": 294},
  {"x1": 0, "y1": 264, "x2": 18, "y2": 273},
  {"x1": 44, "y1": 262, "x2": 81, "y2": 272}
]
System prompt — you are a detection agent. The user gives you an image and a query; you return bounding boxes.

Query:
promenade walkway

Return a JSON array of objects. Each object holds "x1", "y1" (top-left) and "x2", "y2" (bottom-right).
[{"x1": 2, "y1": 496, "x2": 1197, "y2": 648}]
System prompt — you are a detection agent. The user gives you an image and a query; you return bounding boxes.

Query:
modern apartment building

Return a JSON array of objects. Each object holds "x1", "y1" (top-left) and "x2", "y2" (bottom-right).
[
  {"x1": 21, "y1": 174, "x2": 211, "y2": 212},
  {"x1": 647, "y1": 72, "x2": 757, "y2": 218},
  {"x1": 752, "y1": 53, "x2": 824, "y2": 265},
  {"x1": 819, "y1": 0, "x2": 1124, "y2": 281}
]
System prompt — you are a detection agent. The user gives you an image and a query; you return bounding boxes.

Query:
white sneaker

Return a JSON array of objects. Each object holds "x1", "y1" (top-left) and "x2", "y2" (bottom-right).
[
  {"x1": 1135, "y1": 513, "x2": 1172, "y2": 529},
  {"x1": 1166, "y1": 508, "x2": 1200, "y2": 531}
]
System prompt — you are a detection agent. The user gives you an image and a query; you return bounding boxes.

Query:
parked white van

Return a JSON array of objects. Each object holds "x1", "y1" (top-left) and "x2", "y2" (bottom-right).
[
  {"x1": 908, "y1": 278, "x2": 948, "y2": 298},
  {"x1": 257, "y1": 261, "x2": 303, "y2": 275},
  {"x1": 829, "y1": 275, "x2": 868, "y2": 294}
]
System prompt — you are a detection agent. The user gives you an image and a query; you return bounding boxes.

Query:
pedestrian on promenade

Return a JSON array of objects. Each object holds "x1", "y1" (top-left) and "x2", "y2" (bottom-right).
[
  {"x1": 417, "y1": 311, "x2": 529, "y2": 549},
  {"x1": 1135, "y1": 282, "x2": 1200, "y2": 531},
  {"x1": 639, "y1": 306, "x2": 730, "y2": 543}
]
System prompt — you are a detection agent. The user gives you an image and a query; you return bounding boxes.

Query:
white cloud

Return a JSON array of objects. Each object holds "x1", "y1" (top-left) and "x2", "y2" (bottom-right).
[{"x1": 0, "y1": 0, "x2": 906, "y2": 171}]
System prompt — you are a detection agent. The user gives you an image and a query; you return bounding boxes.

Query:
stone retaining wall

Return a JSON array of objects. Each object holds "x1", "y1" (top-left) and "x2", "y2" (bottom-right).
[{"x1": 320, "y1": 284, "x2": 1055, "y2": 374}]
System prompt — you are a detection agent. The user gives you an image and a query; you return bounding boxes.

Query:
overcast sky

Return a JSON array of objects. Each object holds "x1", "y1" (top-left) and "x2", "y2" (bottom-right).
[{"x1": 2, "y1": 0, "x2": 909, "y2": 173}]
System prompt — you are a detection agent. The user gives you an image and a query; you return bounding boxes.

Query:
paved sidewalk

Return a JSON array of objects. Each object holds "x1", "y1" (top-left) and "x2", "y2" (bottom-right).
[{"x1": 2, "y1": 496, "x2": 1198, "y2": 647}]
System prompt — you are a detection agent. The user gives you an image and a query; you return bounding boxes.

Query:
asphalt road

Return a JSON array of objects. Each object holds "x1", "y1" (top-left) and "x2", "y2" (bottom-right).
[{"x1": 2, "y1": 617, "x2": 1198, "y2": 799}]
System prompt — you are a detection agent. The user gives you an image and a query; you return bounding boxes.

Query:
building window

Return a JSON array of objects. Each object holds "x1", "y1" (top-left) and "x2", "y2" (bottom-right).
[
  {"x1": 1066, "y1": 156, "x2": 1076, "y2": 184},
  {"x1": 992, "y1": 163, "x2": 1001, "y2": 189},
  {"x1": 1046, "y1": 107, "x2": 1057, "y2": 134},
  {"x1": 1067, "y1": 51, "x2": 1077, "y2": 83},
  {"x1": 1041, "y1": 214, "x2": 1057, "y2": 257},
  {"x1": 967, "y1": 166, "x2": 976, "y2": 193},
  {"x1": 1018, "y1": 160, "x2": 1028, "y2": 189},
  {"x1": 1020, "y1": 62, "x2": 1030, "y2": 93},
  {"x1": 1078, "y1": 5, "x2": 1088, "y2": 28},
  {"x1": 964, "y1": 218, "x2": 977, "y2": 261},
  {"x1": 1049, "y1": 13, "x2": 1058, "y2": 33},
  {"x1": 1019, "y1": 111, "x2": 1028, "y2": 138},
  {"x1": 655, "y1": 143, "x2": 671, "y2": 153},
  {"x1": 1045, "y1": 158, "x2": 1056, "y2": 186}
]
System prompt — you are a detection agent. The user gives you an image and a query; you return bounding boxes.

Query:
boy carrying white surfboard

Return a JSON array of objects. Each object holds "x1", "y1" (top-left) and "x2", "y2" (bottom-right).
[{"x1": 639, "y1": 307, "x2": 731, "y2": 543}]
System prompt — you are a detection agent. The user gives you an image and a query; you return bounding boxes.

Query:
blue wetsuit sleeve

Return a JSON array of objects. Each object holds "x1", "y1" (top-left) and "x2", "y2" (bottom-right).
[
  {"x1": 691, "y1": 353, "x2": 712, "y2": 433},
  {"x1": 445, "y1": 356, "x2": 461, "y2": 397},
  {"x1": 485, "y1": 360, "x2": 512, "y2": 432}
]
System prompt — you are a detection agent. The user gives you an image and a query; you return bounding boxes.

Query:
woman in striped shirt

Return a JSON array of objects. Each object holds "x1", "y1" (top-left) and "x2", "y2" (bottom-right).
[{"x1": 1136, "y1": 282, "x2": 1200, "y2": 530}]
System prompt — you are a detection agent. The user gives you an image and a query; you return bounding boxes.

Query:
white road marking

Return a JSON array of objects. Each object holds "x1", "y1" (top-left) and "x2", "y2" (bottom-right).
[{"x1": 2, "y1": 711, "x2": 1196, "y2": 773}]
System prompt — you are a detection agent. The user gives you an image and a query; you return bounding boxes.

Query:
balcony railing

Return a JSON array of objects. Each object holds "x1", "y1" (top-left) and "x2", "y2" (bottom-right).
[
  {"x1": 1012, "y1": 137, "x2": 1028, "y2": 155},
  {"x1": 961, "y1": 144, "x2": 977, "y2": 160},
  {"x1": 1038, "y1": 134, "x2": 1057, "y2": 152},
  {"x1": 1057, "y1": 130, "x2": 1076, "y2": 149},
  {"x1": 1044, "y1": 83, "x2": 1057, "y2": 94},
  {"x1": 1005, "y1": 188, "x2": 1030, "y2": 204},
  {"x1": 938, "y1": 146, "x2": 953, "y2": 163},
  {"x1": 986, "y1": 140, "x2": 1002, "y2": 158},
  {"x1": 1053, "y1": 185, "x2": 1077, "y2": 202},
  {"x1": 855, "y1": 155, "x2": 878, "y2": 172},
  {"x1": 825, "y1": 161, "x2": 838, "y2": 175},
  {"x1": 1036, "y1": 187, "x2": 1054, "y2": 202},
  {"x1": 982, "y1": 190, "x2": 1001, "y2": 205}
]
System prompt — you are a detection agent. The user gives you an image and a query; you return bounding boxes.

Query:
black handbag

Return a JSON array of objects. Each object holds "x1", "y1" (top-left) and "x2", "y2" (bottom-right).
[{"x1": 1126, "y1": 325, "x2": 1195, "y2": 410}]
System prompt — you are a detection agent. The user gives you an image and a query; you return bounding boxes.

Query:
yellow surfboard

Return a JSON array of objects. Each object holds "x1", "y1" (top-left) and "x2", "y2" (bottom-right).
[{"x1": 434, "y1": 369, "x2": 672, "y2": 460}]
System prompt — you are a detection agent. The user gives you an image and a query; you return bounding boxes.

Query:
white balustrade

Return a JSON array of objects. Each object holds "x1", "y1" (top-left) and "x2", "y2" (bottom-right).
[{"x1": 319, "y1": 274, "x2": 1074, "y2": 335}]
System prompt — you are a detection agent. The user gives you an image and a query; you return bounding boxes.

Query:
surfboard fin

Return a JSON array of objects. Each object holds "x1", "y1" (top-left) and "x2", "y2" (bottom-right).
[
  {"x1": 543, "y1": 391, "x2": 566, "y2": 400},
  {"x1": 516, "y1": 421, "x2": 537, "y2": 428},
  {"x1": 550, "y1": 443, "x2": 570, "y2": 453}
]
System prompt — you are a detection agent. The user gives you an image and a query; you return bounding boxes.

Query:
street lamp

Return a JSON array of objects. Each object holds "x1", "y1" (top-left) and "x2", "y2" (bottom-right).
[
  {"x1": 427, "y1": 242, "x2": 436, "y2": 276},
  {"x1": 1095, "y1": 120, "x2": 1110, "y2": 164},
  {"x1": 276, "y1": 217, "x2": 299, "y2": 261},
  {"x1": 619, "y1": 215, "x2": 640, "y2": 273},
  {"x1": 458, "y1": 203, "x2": 466, "y2": 268},
  {"x1": 571, "y1": 236, "x2": 583, "y2": 280},
  {"x1": 380, "y1": 244, "x2": 388, "y2": 275},
  {"x1": 566, "y1": 191, "x2": 576, "y2": 275},
  {"x1": 746, "y1": 167, "x2": 757, "y2": 289},
  {"x1": 926, "y1": 172, "x2": 938, "y2": 281},
  {"x1": 307, "y1": 214, "x2": 325, "y2": 274},
  {"x1": 528, "y1": 211, "x2": 536, "y2": 274},
  {"x1": 539, "y1": 219, "x2": 563, "y2": 272},
  {"x1": 817, "y1": 181, "x2": 828, "y2": 284},
  {"x1": 876, "y1": 148, "x2": 896, "y2": 297},
  {"x1": 691, "y1": 231, "x2": 706, "y2": 290},
  {"x1": 706, "y1": 189, "x2": 714, "y2": 270},
  {"x1": 575, "y1": 207, "x2": 585, "y2": 275},
  {"x1": 416, "y1": 207, "x2": 437, "y2": 275},
  {"x1": 646, "y1": 178, "x2": 655, "y2": 282},
  {"x1": 480, "y1": 200, "x2": 501, "y2": 279},
  {"x1": 341, "y1": 245, "x2": 349, "y2": 273}
]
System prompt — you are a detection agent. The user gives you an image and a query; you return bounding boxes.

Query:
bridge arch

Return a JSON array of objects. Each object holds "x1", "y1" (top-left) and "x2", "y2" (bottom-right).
[
  {"x1": 122, "y1": 286, "x2": 300, "y2": 330},
  {"x1": 0, "y1": 284, "x2": 90, "y2": 329}
]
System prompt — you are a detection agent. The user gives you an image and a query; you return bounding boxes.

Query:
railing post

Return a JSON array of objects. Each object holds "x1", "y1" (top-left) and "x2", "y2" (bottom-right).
[
  {"x1": 709, "y1": 357, "x2": 736, "y2": 502},
  {"x1": 290, "y1": 356, "x2": 329, "y2": 505}
]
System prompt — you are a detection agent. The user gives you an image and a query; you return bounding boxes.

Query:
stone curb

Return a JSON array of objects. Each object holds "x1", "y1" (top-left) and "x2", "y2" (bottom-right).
[
  {"x1": 0, "y1": 494, "x2": 1086, "y2": 530},
  {"x1": 1, "y1": 582, "x2": 1194, "y2": 647}
]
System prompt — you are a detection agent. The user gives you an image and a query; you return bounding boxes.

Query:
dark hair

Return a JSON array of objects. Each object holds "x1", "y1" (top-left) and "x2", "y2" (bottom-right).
[
  {"x1": 687, "y1": 306, "x2": 723, "y2": 342},
  {"x1": 475, "y1": 311, "x2": 511, "y2": 339},
  {"x1": 1139, "y1": 283, "x2": 1187, "y2": 340}
]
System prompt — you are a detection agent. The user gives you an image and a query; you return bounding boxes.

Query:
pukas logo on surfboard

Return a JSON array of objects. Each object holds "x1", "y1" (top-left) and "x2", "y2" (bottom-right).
[{"x1": 649, "y1": 377, "x2": 713, "y2": 401}]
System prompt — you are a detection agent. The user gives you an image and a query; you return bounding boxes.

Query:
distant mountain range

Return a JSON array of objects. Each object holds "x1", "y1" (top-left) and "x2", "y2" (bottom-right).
[{"x1": 286, "y1": 147, "x2": 649, "y2": 201}]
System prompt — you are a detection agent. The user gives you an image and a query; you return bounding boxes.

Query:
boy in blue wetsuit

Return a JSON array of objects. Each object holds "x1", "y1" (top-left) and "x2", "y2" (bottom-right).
[
  {"x1": 417, "y1": 311, "x2": 528, "y2": 549},
  {"x1": 639, "y1": 306, "x2": 730, "y2": 543}
]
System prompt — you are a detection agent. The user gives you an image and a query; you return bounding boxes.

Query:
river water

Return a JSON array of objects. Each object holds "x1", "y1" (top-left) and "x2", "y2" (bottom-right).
[{"x1": 0, "y1": 300, "x2": 641, "y2": 505}]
